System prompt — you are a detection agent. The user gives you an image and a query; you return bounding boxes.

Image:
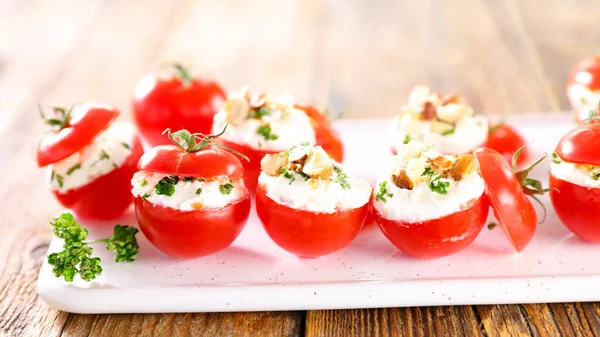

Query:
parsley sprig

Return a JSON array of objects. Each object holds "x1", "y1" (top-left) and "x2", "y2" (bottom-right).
[
  {"x1": 429, "y1": 174, "x2": 450, "y2": 194},
  {"x1": 257, "y1": 125, "x2": 278, "y2": 141},
  {"x1": 155, "y1": 176, "x2": 179, "y2": 196},
  {"x1": 47, "y1": 213, "x2": 139, "y2": 282}
]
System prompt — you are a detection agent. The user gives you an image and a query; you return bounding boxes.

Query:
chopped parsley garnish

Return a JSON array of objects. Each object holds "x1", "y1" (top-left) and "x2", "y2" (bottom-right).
[
  {"x1": 112, "y1": 163, "x2": 118, "y2": 169},
  {"x1": 142, "y1": 193, "x2": 150, "y2": 200},
  {"x1": 421, "y1": 167, "x2": 434, "y2": 177},
  {"x1": 196, "y1": 188, "x2": 202, "y2": 195},
  {"x1": 551, "y1": 153, "x2": 561, "y2": 164},
  {"x1": 375, "y1": 181, "x2": 393, "y2": 202},
  {"x1": 333, "y1": 166, "x2": 350, "y2": 189},
  {"x1": 429, "y1": 174, "x2": 450, "y2": 194},
  {"x1": 297, "y1": 171, "x2": 311, "y2": 181},
  {"x1": 257, "y1": 125, "x2": 278, "y2": 141},
  {"x1": 280, "y1": 168, "x2": 296, "y2": 185},
  {"x1": 283, "y1": 150, "x2": 290, "y2": 157},
  {"x1": 155, "y1": 176, "x2": 179, "y2": 196},
  {"x1": 219, "y1": 179, "x2": 235, "y2": 194},
  {"x1": 487, "y1": 222, "x2": 498, "y2": 230},
  {"x1": 66, "y1": 164, "x2": 81, "y2": 176},
  {"x1": 120, "y1": 142, "x2": 130, "y2": 150},
  {"x1": 52, "y1": 171, "x2": 64, "y2": 188},
  {"x1": 403, "y1": 134, "x2": 411, "y2": 144},
  {"x1": 140, "y1": 179, "x2": 147, "y2": 187},
  {"x1": 592, "y1": 167, "x2": 600, "y2": 181},
  {"x1": 183, "y1": 177, "x2": 196, "y2": 182},
  {"x1": 99, "y1": 149, "x2": 110, "y2": 160},
  {"x1": 248, "y1": 107, "x2": 271, "y2": 119},
  {"x1": 441, "y1": 127, "x2": 455, "y2": 136},
  {"x1": 47, "y1": 212, "x2": 139, "y2": 282}
]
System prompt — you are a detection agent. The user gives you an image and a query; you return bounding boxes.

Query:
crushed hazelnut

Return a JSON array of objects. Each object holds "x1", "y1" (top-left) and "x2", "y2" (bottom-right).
[
  {"x1": 224, "y1": 96, "x2": 250, "y2": 125},
  {"x1": 302, "y1": 147, "x2": 333, "y2": 179},
  {"x1": 449, "y1": 154, "x2": 477, "y2": 181},
  {"x1": 261, "y1": 153, "x2": 289, "y2": 176},
  {"x1": 427, "y1": 155, "x2": 454, "y2": 175},
  {"x1": 248, "y1": 92, "x2": 267, "y2": 108},
  {"x1": 391, "y1": 168, "x2": 414, "y2": 190},
  {"x1": 421, "y1": 101, "x2": 436, "y2": 120},
  {"x1": 441, "y1": 94, "x2": 466, "y2": 106}
]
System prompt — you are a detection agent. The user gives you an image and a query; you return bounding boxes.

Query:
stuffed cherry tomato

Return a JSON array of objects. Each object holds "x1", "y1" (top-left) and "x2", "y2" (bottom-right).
[
  {"x1": 567, "y1": 55, "x2": 600, "y2": 122},
  {"x1": 387, "y1": 86, "x2": 488, "y2": 155},
  {"x1": 133, "y1": 64, "x2": 226, "y2": 147},
  {"x1": 550, "y1": 123, "x2": 600, "y2": 241},
  {"x1": 487, "y1": 123, "x2": 529, "y2": 167},
  {"x1": 132, "y1": 128, "x2": 251, "y2": 258},
  {"x1": 256, "y1": 145, "x2": 371, "y2": 258},
  {"x1": 36, "y1": 103, "x2": 142, "y2": 220},
  {"x1": 372, "y1": 142, "x2": 489, "y2": 258},
  {"x1": 212, "y1": 88, "x2": 342, "y2": 191}
]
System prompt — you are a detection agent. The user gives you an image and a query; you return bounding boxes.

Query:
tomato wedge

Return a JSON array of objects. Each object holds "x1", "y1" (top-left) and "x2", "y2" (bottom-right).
[
  {"x1": 36, "y1": 104, "x2": 119, "y2": 167},
  {"x1": 474, "y1": 147, "x2": 549, "y2": 251}
]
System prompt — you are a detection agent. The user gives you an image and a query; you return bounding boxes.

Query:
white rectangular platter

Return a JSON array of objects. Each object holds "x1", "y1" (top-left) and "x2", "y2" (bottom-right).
[{"x1": 38, "y1": 112, "x2": 600, "y2": 314}]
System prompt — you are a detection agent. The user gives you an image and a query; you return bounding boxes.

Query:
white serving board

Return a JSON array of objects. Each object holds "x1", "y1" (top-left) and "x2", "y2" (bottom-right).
[{"x1": 38, "y1": 112, "x2": 600, "y2": 314}]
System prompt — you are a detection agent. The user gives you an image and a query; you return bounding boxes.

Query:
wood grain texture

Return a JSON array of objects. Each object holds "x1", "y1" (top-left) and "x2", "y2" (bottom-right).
[{"x1": 1, "y1": 0, "x2": 600, "y2": 336}]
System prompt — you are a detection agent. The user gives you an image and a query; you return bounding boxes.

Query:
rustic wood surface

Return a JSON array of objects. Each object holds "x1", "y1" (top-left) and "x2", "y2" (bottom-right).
[{"x1": 1, "y1": 0, "x2": 599, "y2": 336}]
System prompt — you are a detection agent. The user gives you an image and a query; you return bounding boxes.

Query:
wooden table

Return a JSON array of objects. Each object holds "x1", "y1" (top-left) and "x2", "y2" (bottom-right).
[{"x1": 2, "y1": 0, "x2": 599, "y2": 336}]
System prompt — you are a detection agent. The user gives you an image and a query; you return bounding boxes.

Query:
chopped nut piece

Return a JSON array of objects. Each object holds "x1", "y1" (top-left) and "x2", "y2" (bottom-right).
[
  {"x1": 396, "y1": 141, "x2": 424, "y2": 160},
  {"x1": 408, "y1": 86, "x2": 432, "y2": 108},
  {"x1": 421, "y1": 101, "x2": 436, "y2": 120},
  {"x1": 248, "y1": 92, "x2": 267, "y2": 108},
  {"x1": 261, "y1": 153, "x2": 289, "y2": 176},
  {"x1": 449, "y1": 154, "x2": 477, "y2": 181},
  {"x1": 302, "y1": 147, "x2": 333, "y2": 179},
  {"x1": 224, "y1": 97, "x2": 250, "y2": 125},
  {"x1": 441, "y1": 94, "x2": 466, "y2": 106},
  {"x1": 427, "y1": 155, "x2": 454, "y2": 175},
  {"x1": 391, "y1": 168, "x2": 414, "y2": 190},
  {"x1": 191, "y1": 202, "x2": 203, "y2": 210}
]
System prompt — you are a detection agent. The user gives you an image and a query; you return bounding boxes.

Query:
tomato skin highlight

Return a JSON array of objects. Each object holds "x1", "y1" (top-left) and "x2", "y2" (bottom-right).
[
  {"x1": 255, "y1": 185, "x2": 368, "y2": 258},
  {"x1": 486, "y1": 124, "x2": 529, "y2": 166},
  {"x1": 474, "y1": 147, "x2": 537, "y2": 251},
  {"x1": 373, "y1": 196, "x2": 489, "y2": 258},
  {"x1": 549, "y1": 174, "x2": 600, "y2": 242},
  {"x1": 37, "y1": 105, "x2": 119, "y2": 167},
  {"x1": 134, "y1": 196, "x2": 251, "y2": 258},
  {"x1": 132, "y1": 75, "x2": 226, "y2": 147},
  {"x1": 138, "y1": 145, "x2": 245, "y2": 180},
  {"x1": 295, "y1": 104, "x2": 344, "y2": 163},
  {"x1": 555, "y1": 124, "x2": 600, "y2": 166},
  {"x1": 52, "y1": 135, "x2": 143, "y2": 220}
]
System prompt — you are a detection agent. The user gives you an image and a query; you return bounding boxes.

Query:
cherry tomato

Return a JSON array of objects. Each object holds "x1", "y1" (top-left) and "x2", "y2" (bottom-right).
[
  {"x1": 54, "y1": 136, "x2": 143, "y2": 220},
  {"x1": 134, "y1": 129, "x2": 250, "y2": 258},
  {"x1": 295, "y1": 104, "x2": 344, "y2": 162},
  {"x1": 135, "y1": 196, "x2": 251, "y2": 258},
  {"x1": 549, "y1": 174, "x2": 600, "y2": 242},
  {"x1": 36, "y1": 104, "x2": 119, "y2": 167},
  {"x1": 555, "y1": 123, "x2": 600, "y2": 166},
  {"x1": 487, "y1": 123, "x2": 529, "y2": 166},
  {"x1": 568, "y1": 55, "x2": 600, "y2": 121},
  {"x1": 373, "y1": 196, "x2": 489, "y2": 258},
  {"x1": 474, "y1": 147, "x2": 544, "y2": 251},
  {"x1": 133, "y1": 64, "x2": 226, "y2": 147},
  {"x1": 255, "y1": 185, "x2": 368, "y2": 258}
]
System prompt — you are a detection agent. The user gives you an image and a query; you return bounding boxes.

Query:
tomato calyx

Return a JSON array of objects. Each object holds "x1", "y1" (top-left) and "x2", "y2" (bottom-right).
[
  {"x1": 38, "y1": 103, "x2": 74, "y2": 131},
  {"x1": 578, "y1": 105, "x2": 600, "y2": 127},
  {"x1": 167, "y1": 63, "x2": 194, "y2": 88},
  {"x1": 511, "y1": 146, "x2": 555, "y2": 222},
  {"x1": 163, "y1": 126, "x2": 249, "y2": 161}
]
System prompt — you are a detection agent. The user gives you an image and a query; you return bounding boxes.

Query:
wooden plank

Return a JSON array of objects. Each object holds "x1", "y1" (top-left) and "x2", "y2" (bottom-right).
[{"x1": 306, "y1": 307, "x2": 482, "y2": 337}]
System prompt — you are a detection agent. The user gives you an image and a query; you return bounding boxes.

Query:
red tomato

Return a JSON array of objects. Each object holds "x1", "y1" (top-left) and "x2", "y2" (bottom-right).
[
  {"x1": 134, "y1": 129, "x2": 250, "y2": 258},
  {"x1": 568, "y1": 55, "x2": 600, "y2": 121},
  {"x1": 54, "y1": 136, "x2": 143, "y2": 220},
  {"x1": 36, "y1": 104, "x2": 119, "y2": 167},
  {"x1": 555, "y1": 123, "x2": 600, "y2": 166},
  {"x1": 295, "y1": 104, "x2": 344, "y2": 162},
  {"x1": 214, "y1": 138, "x2": 276, "y2": 191},
  {"x1": 487, "y1": 123, "x2": 529, "y2": 167},
  {"x1": 133, "y1": 64, "x2": 226, "y2": 147},
  {"x1": 255, "y1": 185, "x2": 368, "y2": 258},
  {"x1": 474, "y1": 147, "x2": 542, "y2": 251},
  {"x1": 135, "y1": 197, "x2": 251, "y2": 258},
  {"x1": 373, "y1": 196, "x2": 489, "y2": 258},
  {"x1": 549, "y1": 174, "x2": 600, "y2": 242}
]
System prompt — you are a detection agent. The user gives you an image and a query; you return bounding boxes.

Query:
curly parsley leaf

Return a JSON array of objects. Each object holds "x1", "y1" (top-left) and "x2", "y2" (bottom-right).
[
  {"x1": 257, "y1": 125, "x2": 278, "y2": 141},
  {"x1": 47, "y1": 213, "x2": 140, "y2": 282},
  {"x1": 155, "y1": 176, "x2": 179, "y2": 196},
  {"x1": 219, "y1": 179, "x2": 235, "y2": 195},
  {"x1": 375, "y1": 181, "x2": 393, "y2": 202}
]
